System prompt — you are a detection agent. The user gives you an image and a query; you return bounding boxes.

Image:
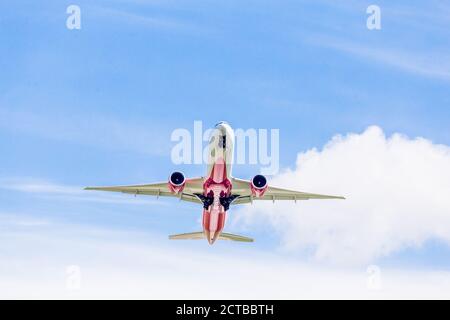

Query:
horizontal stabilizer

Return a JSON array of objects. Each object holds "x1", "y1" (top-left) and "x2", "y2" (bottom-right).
[
  {"x1": 169, "y1": 232, "x2": 205, "y2": 240},
  {"x1": 169, "y1": 231, "x2": 253, "y2": 242}
]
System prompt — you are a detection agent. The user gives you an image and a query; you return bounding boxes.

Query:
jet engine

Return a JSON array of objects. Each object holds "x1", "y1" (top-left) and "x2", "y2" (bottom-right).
[
  {"x1": 168, "y1": 171, "x2": 186, "y2": 194},
  {"x1": 250, "y1": 174, "x2": 268, "y2": 197}
]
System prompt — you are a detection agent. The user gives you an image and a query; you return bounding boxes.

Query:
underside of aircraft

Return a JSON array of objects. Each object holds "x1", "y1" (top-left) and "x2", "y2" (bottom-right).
[{"x1": 85, "y1": 121, "x2": 345, "y2": 244}]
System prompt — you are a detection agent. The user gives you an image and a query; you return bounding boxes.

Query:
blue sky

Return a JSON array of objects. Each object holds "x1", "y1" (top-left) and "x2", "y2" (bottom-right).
[{"x1": 0, "y1": 1, "x2": 450, "y2": 298}]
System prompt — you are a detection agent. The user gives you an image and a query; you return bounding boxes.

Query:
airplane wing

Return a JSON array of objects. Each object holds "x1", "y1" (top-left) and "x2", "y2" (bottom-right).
[
  {"x1": 230, "y1": 177, "x2": 345, "y2": 205},
  {"x1": 84, "y1": 177, "x2": 204, "y2": 204}
]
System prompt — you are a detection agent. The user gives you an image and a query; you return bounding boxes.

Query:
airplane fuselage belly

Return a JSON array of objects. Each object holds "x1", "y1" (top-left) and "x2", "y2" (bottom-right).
[{"x1": 202, "y1": 122, "x2": 235, "y2": 244}]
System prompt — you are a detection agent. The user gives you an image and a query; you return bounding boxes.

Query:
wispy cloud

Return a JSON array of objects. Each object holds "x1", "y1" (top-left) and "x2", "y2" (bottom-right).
[
  {"x1": 307, "y1": 35, "x2": 450, "y2": 81},
  {"x1": 0, "y1": 179, "x2": 161, "y2": 205},
  {"x1": 0, "y1": 108, "x2": 170, "y2": 156},
  {"x1": 1, "y1": 221, "x2": 450, "y2": 299},
  {"x1": 0, "y1": 213, "x2": 50, "y2": 228},
  {"x1": 90, "y1": 4, "x2": 208, "y2": 35}
]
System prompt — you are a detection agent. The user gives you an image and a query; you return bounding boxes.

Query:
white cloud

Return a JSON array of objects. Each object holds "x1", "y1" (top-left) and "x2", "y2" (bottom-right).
[
  {"x1": 233, "y1": 126, "x2": 450, "y2": 265},
  {"x1": 1, "y1": 219, "x2": 450, "y2": 299}
]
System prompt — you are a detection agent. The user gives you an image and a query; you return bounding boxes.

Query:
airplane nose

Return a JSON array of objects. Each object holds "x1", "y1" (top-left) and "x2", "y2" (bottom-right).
[
  {"x1": 214, "y1": 121, "x2": 230, "y2": 135},
  {"x1": 215, "y1": 121, "x2": 229, "y2": 128}
]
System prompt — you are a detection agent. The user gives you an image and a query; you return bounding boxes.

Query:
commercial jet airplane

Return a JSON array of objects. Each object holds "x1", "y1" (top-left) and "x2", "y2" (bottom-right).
[{"x1": 85, "y1": 121, "x2": 344, "y2": 244}]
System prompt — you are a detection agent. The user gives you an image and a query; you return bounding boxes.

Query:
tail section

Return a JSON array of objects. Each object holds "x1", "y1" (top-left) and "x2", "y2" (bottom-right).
[
  {"x1": 169, "y1": 232, "x2": 205, "y2": 240},
  {"x1": 169, "y1": 231, "x2": 253, "y2": 242},
  {"x1": 220, "y1": 232, "x2": 254, "y2": 242}
]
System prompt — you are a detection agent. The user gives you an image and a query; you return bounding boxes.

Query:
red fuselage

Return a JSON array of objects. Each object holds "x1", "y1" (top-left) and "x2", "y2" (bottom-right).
[
  {"x1": 201, "y1": 122, "x2": 235, "y2": 244},
  {"x1": 202, "y1": 157, "x2": 232, "y2": 244}
]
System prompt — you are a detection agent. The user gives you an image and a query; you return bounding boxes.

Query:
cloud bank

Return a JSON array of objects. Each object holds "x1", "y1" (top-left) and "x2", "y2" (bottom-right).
[
  {"x1": 234, "y1": 126, "x2": 450, "y2": 265},
  {"x1": 1, "y1": 217, "x2": 450, "y2": 299}
]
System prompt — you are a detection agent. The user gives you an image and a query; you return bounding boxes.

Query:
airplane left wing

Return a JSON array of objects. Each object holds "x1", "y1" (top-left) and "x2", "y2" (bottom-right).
[
  {"x1": 231, "y1": 178, "x2": 345, "y2": 205},
  {"x1": 85, "y1": 178, "x2": 204, "y2": 204}
]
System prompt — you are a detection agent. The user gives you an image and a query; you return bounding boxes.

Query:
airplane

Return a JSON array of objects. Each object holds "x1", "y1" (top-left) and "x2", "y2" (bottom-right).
[{"x1": 85, "y1": 121, "x2": 345, "y2": 244}]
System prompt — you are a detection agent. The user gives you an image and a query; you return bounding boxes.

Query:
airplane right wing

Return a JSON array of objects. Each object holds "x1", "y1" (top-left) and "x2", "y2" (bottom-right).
[{"x1": 231, "y1": 177, "x2": 345, "y2": 205}]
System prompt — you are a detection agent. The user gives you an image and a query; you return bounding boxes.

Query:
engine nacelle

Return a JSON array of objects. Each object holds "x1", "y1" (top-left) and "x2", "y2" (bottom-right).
[
  {"x1": 250, "y1": 174, "x2": 268, "y2": 197},
  {"x1": 168, "y1": 171, "x2": 186, "y2": 194}
]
